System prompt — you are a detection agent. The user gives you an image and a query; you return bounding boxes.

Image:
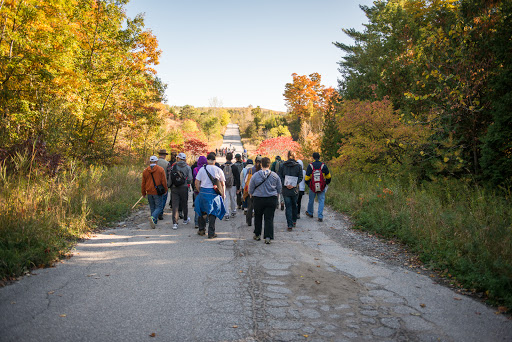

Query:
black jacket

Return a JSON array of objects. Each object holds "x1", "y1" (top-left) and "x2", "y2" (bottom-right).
[{"x1": 278, "y1": 159, "x2": 303, "y2": 196}]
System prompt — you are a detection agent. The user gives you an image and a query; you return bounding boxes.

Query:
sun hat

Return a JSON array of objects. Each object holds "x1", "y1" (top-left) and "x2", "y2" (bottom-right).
[
  {"x1": 177, "y1": 152, "x2": 186, "y2": 160},
  {"x1": 158, "y1": 149, "x2": 168, "y2": 155}
]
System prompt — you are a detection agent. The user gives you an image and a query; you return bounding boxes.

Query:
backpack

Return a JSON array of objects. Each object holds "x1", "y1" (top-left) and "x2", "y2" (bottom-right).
[
  {"x1": 223, "y1": 163, "x2": 234, "y2": 187},
  {"x1": 170, "y1": 164, "x2": 187, "y2": 187},
  {"x1": 309, "y1": 163, "x2": 326, "y2": 193},
  {"x1": 243, "y1": 168, "x2": 253, "y2": 200},
  {"x1": 275, "y1": 160, "x2": 284, "y2": 173}
]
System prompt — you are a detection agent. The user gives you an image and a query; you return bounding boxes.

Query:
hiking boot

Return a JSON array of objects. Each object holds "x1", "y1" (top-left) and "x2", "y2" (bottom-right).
[
  {"x1": 265, "y1": 238, "x2": 271, "y2": 244},
  {"x1": 149, "y1": 216, "x2": 156, "y2": 229},
  {"x1": 172, "y1": 223, "x2": 178, "y2": 230},
  {"x1": 318, "y1": 218, "x2": 323, "y2": 222},
  {"x1": 305, "y1": 211, "x2": 313, "y2": 218},
  {"x1": 287, "y1": 227, "x2": 293, "y2": 232},
  {"x1": 198, "y1": 229, "x2": 205, "y2": 236},
  {"x1": 280, "y1": 202, "x2": 284, "y2": 211},
  {"x1": 208, "y1": 233, "x2": 217, "y2": 239},
  {"x1": 183, "y1": 217, "x2": 190, "y2": 224},
  {"x1": 253, "y1": 235, "x2": 261, "y2": 241}
]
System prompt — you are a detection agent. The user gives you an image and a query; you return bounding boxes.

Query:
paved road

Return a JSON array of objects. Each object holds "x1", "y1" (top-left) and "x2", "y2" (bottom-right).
[{"x1": 1, "y1": 124, "x2": 511, "y2": 341}]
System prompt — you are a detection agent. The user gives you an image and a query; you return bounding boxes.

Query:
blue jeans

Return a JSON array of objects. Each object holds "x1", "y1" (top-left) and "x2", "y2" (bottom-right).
[
  {"x1": 147, "y1": 194, "x2": 163, "y2": 223},
  {"x1": 159, "y1": 192, "x2": 168, "y2": 218},
  {"x1": 284, "y1": 194, "x2": 298, "y2": 228},
  {"x1": 307, "y1": 190, "x2": 326, "y2": 219}
]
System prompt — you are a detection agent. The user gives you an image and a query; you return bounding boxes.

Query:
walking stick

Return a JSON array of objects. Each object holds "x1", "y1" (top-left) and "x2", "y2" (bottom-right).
[{"x1": 131, "y1": 196, "x2": 144, "y2": 210}]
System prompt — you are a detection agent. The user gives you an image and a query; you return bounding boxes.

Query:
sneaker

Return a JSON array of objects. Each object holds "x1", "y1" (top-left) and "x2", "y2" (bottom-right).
[
  {"x1": 183, "y1": 217, "x2": 190, "y2": 224},
  {"x1": 179, "y1": 212, "x2": 184, "y2": 219},
  {"x1": 287, "y1": 227, "x2": 293, "y2": 231},
  {"x1": 198, "y1": 229, "x2": 205, "y2": 236},
  {"x1": 318, "y1": 218, "x2": 323, "y2": 222},
  {"x1": 208, "y1": 233, "x2": 217, "y2": 239},
  {"x1": 297, "y1": 213, "x2": 301, "y2": 219},
  {"x1": 280, "y1": 202, "x2": 284, "y2": 211},
  {"x1": 305, "y1": 211, "x2": 313, "y2": 218},
  {"x1": 244, "y1": 209, "x2": 248, "y2": 214},
  {"x1": 149, "y1": 216, "x2": 156, "y2": 229},
  {"x1": 224, "y1": 215, "x2": 230, "y2": 221},
  {"x1": 265, "y1": 238, "x2": 271, "y2": 244},
  {"x1": 195, "y1": 225, "x2": 199, "y2": 229},
  {"x1": 172, "y1": 223, "x2": 178, "y2": 230},
  {"x1": 158, "y1": 215, "x2": 164, "y2": 220},
  {"x1": 231, "y1": 212, "x2": 236, "y2": 217},
  {"x1": 247, "y1": 222, "x2": 252, "y2": 226},
  {"x1": 253, "y1": 235, "x2": 261, "y2": 241},
  {"x1": 293, "y1": 222, "x2": 296, "y2": 227}
]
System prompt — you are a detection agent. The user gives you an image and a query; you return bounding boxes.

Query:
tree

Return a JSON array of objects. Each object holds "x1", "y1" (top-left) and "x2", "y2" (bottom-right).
[{"x1": 256, "y1": 136, "x2": 302, "y2": 160}]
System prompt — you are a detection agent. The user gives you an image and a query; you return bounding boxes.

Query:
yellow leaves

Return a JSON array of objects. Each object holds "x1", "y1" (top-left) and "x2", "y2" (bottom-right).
[{"x1": 444, "y1": 157, "x2": 450, "y2": 163}]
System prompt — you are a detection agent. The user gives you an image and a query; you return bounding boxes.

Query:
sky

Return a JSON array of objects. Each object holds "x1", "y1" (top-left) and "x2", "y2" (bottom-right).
[{"x1": 124, "y1": 0, "x2": 374, "y2": 112}]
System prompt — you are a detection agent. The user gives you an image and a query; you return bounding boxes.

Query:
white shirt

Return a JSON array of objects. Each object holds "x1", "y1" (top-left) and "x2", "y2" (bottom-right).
[{"x1": 196, "y1": 164, "x2": 226, "y2": 188}]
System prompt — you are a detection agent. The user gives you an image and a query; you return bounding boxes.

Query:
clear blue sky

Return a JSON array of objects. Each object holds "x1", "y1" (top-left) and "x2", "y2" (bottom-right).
[{"x1": 124, "y1": 0, "x2": 373, "y2": 112}]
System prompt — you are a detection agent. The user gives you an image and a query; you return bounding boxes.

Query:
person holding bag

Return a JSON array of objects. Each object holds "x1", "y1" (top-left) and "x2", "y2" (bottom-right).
[
  {"x1": 249, "y1": 157, "x2": 282, "y2": 244},
  {"x1": 194, "y1": 153, "x2": 226, "y2": 238},
  {"x1": 141, "y1": 155, "x2": 168, "y2": 229}
]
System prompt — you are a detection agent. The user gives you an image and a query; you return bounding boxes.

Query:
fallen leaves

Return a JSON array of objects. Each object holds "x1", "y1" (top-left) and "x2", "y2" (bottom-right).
[
  {"x1": 315, "y1": 280, "x2": 321, "y2": 284},
  {"x1": 59, "y1": 314, "x2": 66, "y2": 317},
  {"x1": 232, "y1": 325, "x2": 238, "y2": 328},
  {"x1": 149, "y1": 333, "x2": 156, "y2": 337},
  {"x1": 420, "y1": 303, "x2": 426, "y2": 308}
]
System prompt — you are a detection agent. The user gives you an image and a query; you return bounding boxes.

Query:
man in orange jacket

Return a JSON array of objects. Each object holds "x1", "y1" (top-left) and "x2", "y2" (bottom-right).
[{"x1": 142, "y1": 155, "x2": 168, "y2": 228}]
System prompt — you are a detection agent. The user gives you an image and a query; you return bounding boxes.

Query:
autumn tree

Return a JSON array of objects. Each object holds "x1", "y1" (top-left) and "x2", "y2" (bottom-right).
[{"x1": 255, "y1": 136, "x2": 302, "y2": 160}]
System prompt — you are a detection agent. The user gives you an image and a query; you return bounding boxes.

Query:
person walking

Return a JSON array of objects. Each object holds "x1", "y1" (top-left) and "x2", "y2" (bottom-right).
[
  {"x1": 192, "y1": 156, "x2": 207, "y2": 228},
  {"x1": 270, "y1": 155, "x2": 285, "y2": 210},
  {"x1": 305, "y1": 152, "x2": 332, "y2": 222},
  {"x1": 141, "y1": 155, "x2": 167, "y2": 229},
  {"x1": 249, "y1": 157, "x2": 282, "y2": 244},
  {"x1": 241, "y1": 158, "x2": 254, "y2": 215},
  {"x1": 243, "y1": 156, "x2": 262, "y2": 226},
  {"x1": 278, "y1": 151, "x2": 303, "y2": 231},
  {"x1": 234, "y1": 153, "x2": 245, "y2": 209},
  {"x1": 169, "y1": 152, "x2": 193, "y2": 230},
  {"x1": 221, "y1": 152, "x2": 240, "y2": 220},
  {"x1": 156, "y1": 149, "x2": 169, "y2": 220},
  {"x1": 194, "y1": 152, "x2": 226, "y2": 238},
  {"x1": 296, "y1": 159, "x2": 307, "y2": 219}
]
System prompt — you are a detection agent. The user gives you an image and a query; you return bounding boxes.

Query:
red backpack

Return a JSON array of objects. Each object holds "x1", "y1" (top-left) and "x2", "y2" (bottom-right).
[{"x1": 309, "y1": 163, "x2": 326, "y2": 193}]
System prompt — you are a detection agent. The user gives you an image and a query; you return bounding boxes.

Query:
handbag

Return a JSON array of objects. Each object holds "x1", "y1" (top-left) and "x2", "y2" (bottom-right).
[
  {"x1": 150, "y1": 172, "x2": 166, "y2": 196},
  {"x1": 203, "y1": 165, "x2": 223, "y2": 196}
]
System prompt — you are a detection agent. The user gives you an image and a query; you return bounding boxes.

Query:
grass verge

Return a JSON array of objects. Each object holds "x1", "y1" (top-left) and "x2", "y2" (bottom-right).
[
  {"x1": 0, "y1": 163, "x2": 143, "y2": 281},
  {"x1": 325, "y1": 171, "x2": 512, "y2": 308}
]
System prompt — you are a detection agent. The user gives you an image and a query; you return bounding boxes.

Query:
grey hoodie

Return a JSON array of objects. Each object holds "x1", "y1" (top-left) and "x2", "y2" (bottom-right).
[
  {"x1": 169, "y1": 160, "x2": 193, "y2": 187},
  {"x1": 278, "y1": 159, "x2": 303, "y2": 196}
]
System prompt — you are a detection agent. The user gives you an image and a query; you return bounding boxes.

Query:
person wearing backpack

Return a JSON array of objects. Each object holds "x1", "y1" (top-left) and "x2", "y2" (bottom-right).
[
  {"x1": 305, "y1": 152, "x2": 332, "y2": 222},
  {"x1": 249, "y1": 157, "x2": 282, "y2": 244},
  {"x1": 141, "y1": 156, "x2": 167, "y2": 229},
  {"x1": 194, "y1": 152, "x2": 226, "y2": 238},
  {"x1": 221, "y1": 152, "x2": 240, "y2": 220},
  {"x1": 243, "y1": 156, "x2": 262, "y2": 226},
  {"x1": 296, "y1": 159, "x2": 307, "y2": 219},
  {"x1": 234, "y1": 153, "x2": 245, "y2": 209},
  {"x1": 278, "y1": 151, "x2": 303, "y2": 231},
  {"x1": 169, "y1": 152, "x2": 193, "y2": 230},
  {"x1": 271, "y1": 156, "x2": 285, "y2": 210},
  {"x1": 156, "y1": 149, "x2": 169, "y2": 220}
]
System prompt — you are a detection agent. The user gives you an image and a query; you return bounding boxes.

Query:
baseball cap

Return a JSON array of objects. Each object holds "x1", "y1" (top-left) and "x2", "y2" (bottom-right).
[
  {"x1": 177, "y1": 152, "x2": 186, "y2": 160},
  {"x1": 235, "y1": 153, "x2": 241, "y2": 158},
  {"x1": 246, "y1": 159, "x2": 253, "y2": 165},
  {"x1": 150, "y1": 156, "x2": 158, "y2": 162},
  {"x1": 255, "y1": 155, "x2": 263, "y2": 162}
]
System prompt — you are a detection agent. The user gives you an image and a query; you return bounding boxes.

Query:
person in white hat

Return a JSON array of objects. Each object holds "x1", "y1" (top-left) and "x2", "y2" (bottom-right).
[
  {"x1": 141, "y1": 155, "x2": 167, "y2": 228},
  {"x1": 168, "y1": 152, "x2": 193, "y2": 229}
]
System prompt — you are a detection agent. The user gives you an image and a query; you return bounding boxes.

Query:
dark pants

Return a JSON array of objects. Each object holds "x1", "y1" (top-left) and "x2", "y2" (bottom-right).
[
  {"x1": 246, "y1": 196, "x2": 254, "y2": 225},
  {"x1": 237, "y1": 191, "x2": 242, "y2": 208},
  {"x1": 253, "y1": 196, "x2": 277, "y2": 239},
  {"x1": 297, "y1": 191, "x2": 305, "y2": 214},
  {"x1": 171, "y1": 186, "x2": 188, "y2": 224},
  {"x1": 284, "y1": 194, "x2": 298, "y2": 228},
  {"x1": 199, "y1": 214, "x2": 216, "y2": 237}
]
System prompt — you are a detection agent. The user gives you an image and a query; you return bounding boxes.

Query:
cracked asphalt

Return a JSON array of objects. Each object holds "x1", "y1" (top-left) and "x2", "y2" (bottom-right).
[{"x1": 1, "y1": 124, "x2": 511, "y2": 341}]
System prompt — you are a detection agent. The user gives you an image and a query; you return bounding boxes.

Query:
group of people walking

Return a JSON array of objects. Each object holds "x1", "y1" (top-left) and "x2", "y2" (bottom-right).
[{"x1": 141, "y1": 149, "x2": 332, "y2": 243}]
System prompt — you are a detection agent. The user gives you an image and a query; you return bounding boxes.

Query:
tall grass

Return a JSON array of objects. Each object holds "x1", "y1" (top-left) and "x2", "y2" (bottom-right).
[
  {"x1": 0, "y1": 161, "x2": 143, "y2": 280},
  {"x1": 326, "y1": 171, "x2": 512, "y2": 307}
]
